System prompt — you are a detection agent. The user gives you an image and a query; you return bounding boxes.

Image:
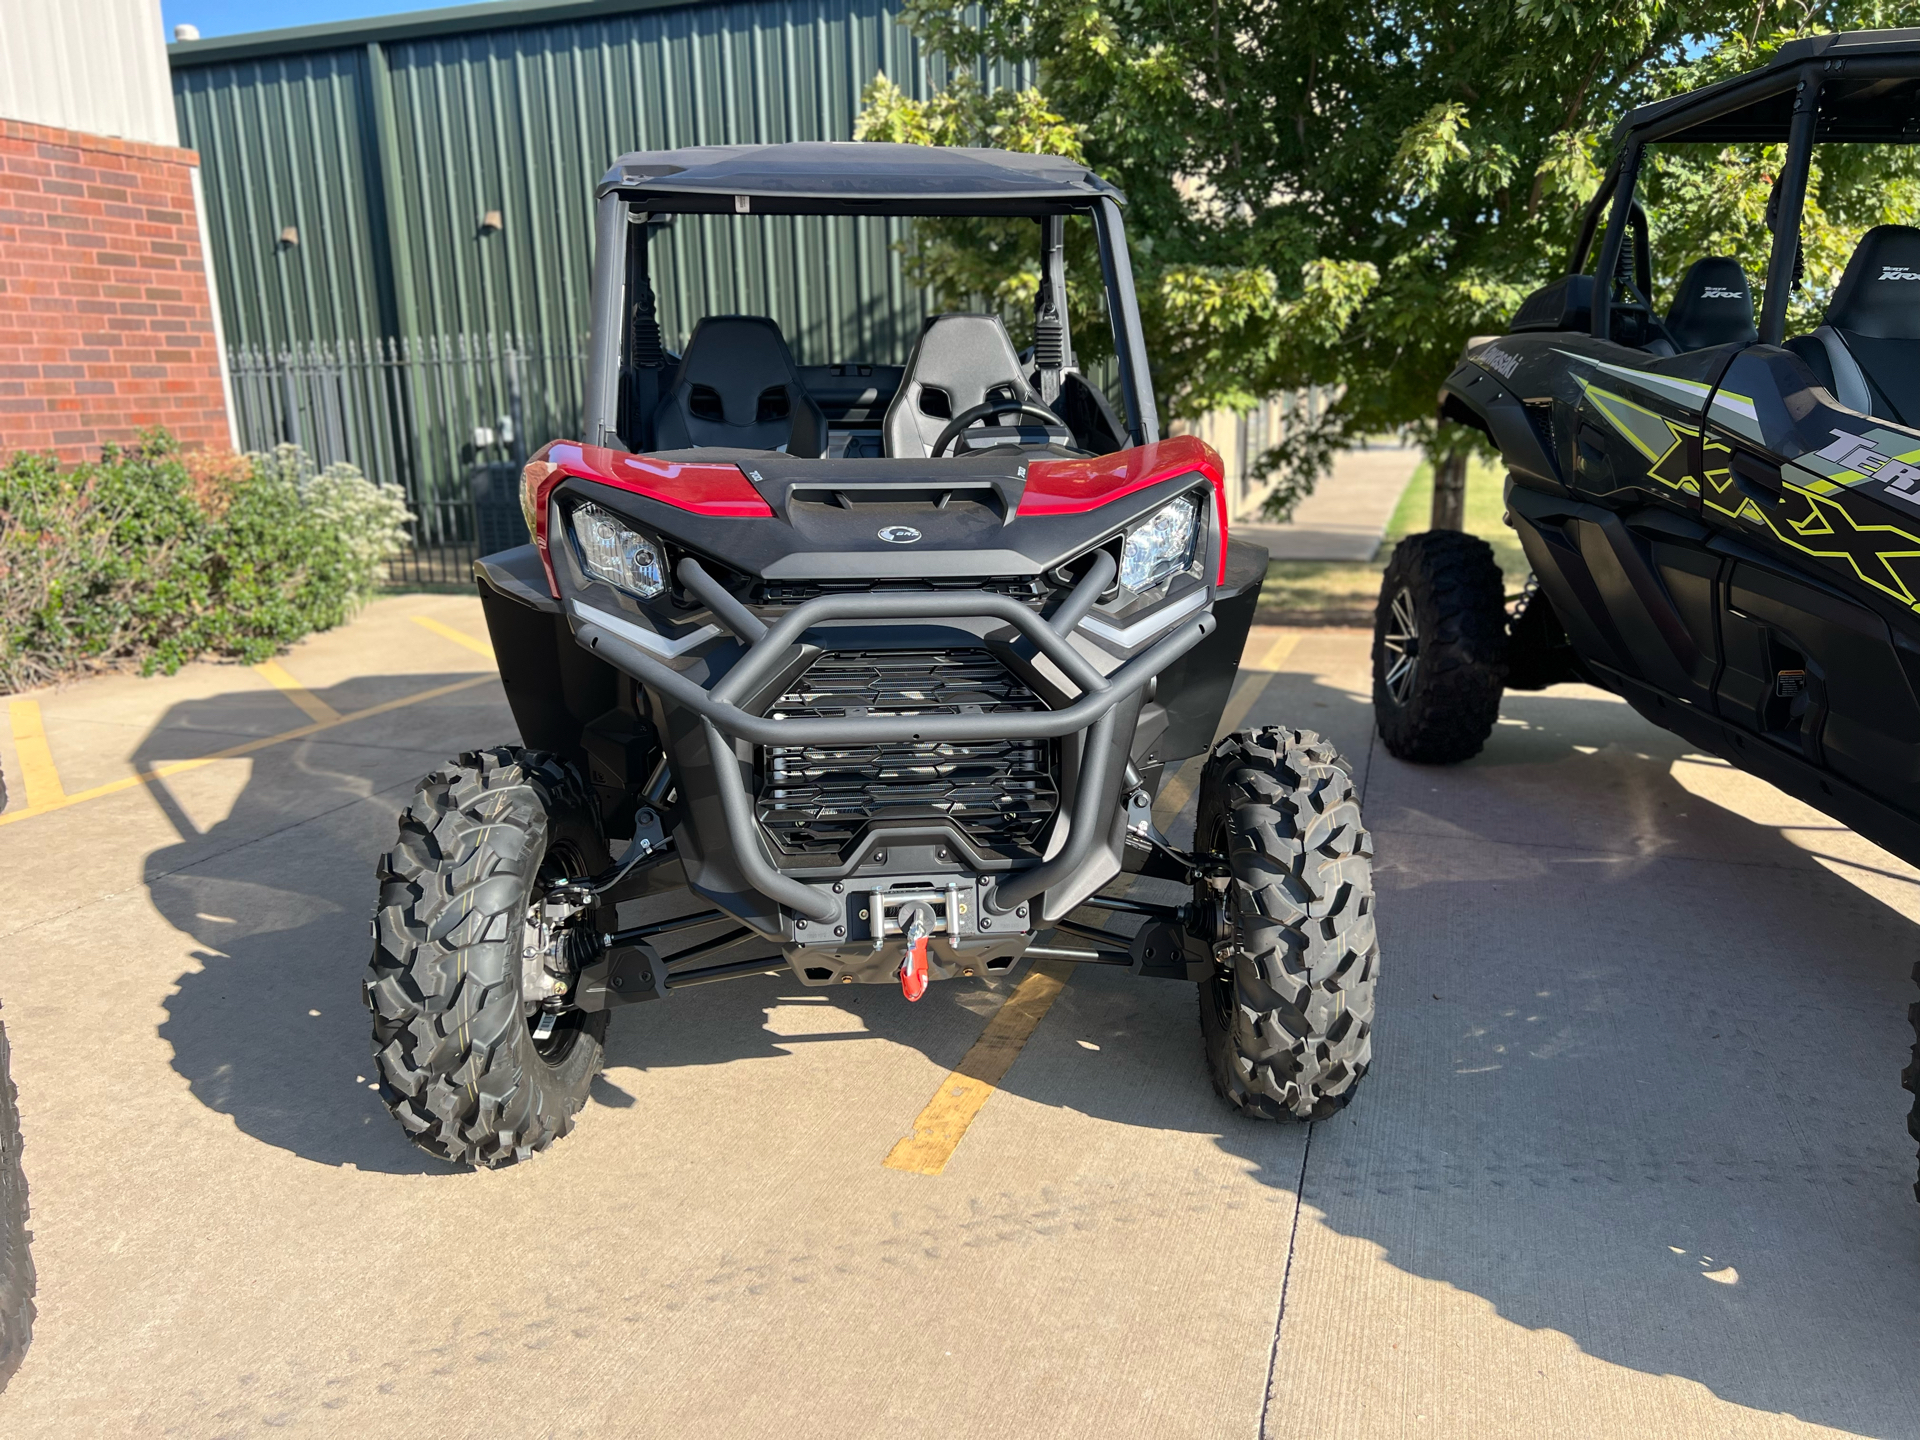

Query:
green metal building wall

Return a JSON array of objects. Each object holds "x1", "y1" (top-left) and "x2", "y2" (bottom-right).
[{"x1": 170, "y1": 0, "x2": 1014, "y2": 356}]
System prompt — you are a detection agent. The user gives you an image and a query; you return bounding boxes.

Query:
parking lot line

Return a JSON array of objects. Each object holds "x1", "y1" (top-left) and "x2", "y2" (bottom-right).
[
  {"x1": 0, "y1": 676, "x2": 495, "y2": 829},
  {"x1": 252, "y1": 660, "x2": 343, "y2": 724},
  {"x1": 412, "y1": 615, "x2": 497, "y2": 661},
  {"x1": 1243, "y1": 629, "x2": 1302, "y2": 674},
  {"x1": 6, "y1": 699, "x2": 66, "y2": 808},
  {"x1": 883, "y1": 961, "x2": 1073, "y2": 1176}
]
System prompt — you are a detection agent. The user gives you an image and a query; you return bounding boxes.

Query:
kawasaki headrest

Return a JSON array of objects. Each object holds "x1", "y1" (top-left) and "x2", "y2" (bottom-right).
[
  {"x1": 1826, "y1": 225, "x2": 1920, "y2": 340},
  {"x1": 1664, "y1": 257, "x2": 1756, "y2": 351}
]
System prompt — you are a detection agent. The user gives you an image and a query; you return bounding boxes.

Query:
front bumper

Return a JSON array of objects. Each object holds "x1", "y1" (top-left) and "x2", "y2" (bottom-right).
[{"x1": 568, "y1": 555, "x2": 1216, "y2": 948}]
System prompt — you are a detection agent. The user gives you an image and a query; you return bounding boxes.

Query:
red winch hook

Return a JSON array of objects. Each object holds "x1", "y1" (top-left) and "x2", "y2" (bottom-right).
[{"x1": 898, "y1": 903, "x2": 933, "y2": 1002}]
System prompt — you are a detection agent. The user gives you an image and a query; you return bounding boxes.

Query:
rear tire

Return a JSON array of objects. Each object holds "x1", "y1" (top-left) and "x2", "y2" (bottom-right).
[
  {"x1": 365, "y1": 748, "x2": 611, "y2": 1168},
  {"x1": 1373, "y1": 530, "x2": 1507, "y2": 763},
  {"x1": 1196, "y1": 727, "x2": 1378, "y2": 1120},
  {"x1": 0, "y1": 1012, "x2": 34, "y2": 1392}
]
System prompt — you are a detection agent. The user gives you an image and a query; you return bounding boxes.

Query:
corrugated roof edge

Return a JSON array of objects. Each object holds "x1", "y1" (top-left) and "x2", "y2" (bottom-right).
[
  {"x1": 166, "y1": 0, "x2": 715, "y2": 66},
  {"x1": 1612, "y1": 27, "x2": 1920, "y2": 142}
]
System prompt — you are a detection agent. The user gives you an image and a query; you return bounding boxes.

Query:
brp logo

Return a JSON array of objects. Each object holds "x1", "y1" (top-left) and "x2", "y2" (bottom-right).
[{"x1": 877, "y1": 525, "x2": 923, "y2": 544}]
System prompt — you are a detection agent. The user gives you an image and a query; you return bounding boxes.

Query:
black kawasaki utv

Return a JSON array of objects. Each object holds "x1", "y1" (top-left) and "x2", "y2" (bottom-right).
[
  {"x1": 1374, "y1": 30, "x2": 1920, "y2": 1197},
  {"x1": 365, "y1": 144, "x2": 1379, "y2": 1167}
]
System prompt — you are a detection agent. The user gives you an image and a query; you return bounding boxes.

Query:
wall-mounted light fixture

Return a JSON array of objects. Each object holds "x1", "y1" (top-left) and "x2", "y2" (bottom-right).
[
  {"x1": 277, "y1": 225, "x2": 299, "y2": 249},
  {"x1": 478, "y1": 209, "x2": 503, "y2": 236}
]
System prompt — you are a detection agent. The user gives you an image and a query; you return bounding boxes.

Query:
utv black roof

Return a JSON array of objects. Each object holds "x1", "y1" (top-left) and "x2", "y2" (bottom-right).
[
  {"x1": 597, "y1": 141, "x2": 1125, "y2": 216},
  {"x1": 1619, "y1": 28, "x2": 1920, "y2": 145}
]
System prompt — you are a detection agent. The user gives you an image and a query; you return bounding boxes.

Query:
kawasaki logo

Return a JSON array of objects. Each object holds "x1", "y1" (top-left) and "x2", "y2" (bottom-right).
[
  {"x1": 1476, "y1": 345, "x2": 1520, "y2": 379},
  {"x1": 1701, "y1": 286, "x2": 1745, "y2": 299},
  {"x1": 1878, "y1": 266, "x2": 1920, "y2": 281}
]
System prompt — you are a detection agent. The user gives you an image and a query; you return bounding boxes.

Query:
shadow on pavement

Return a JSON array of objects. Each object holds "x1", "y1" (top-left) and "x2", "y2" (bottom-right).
[
  {"x1": 132, "y1": 669, "x2": 1919, "y2": 1432},
  {"x1": 136, "y1": 672, "x2": 493, "y2": 1177}
]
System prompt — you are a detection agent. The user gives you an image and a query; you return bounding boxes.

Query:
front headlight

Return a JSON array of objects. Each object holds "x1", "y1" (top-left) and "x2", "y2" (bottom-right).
[
  {"x1": 570, "y1": 502, "x2": 665, "y2": 598},
  {"x1": 1119, "y1": 494, "x2": 1200, "y2": 591}
]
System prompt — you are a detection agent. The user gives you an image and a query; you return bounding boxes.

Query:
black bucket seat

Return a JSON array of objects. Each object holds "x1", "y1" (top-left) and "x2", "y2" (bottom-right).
[
  {"x1": 1664, "y1": 257, "x2": 1756, "y2": 351},
  {"x1": 652, "y1": 315, "x2": 827, "y2": 456},
  {"x1": 1785, "y1": 225, "x2": 1920, "y2": 426},
  {"x1": 883, "y1": 313, "x2": 1055, "y2": 458}
]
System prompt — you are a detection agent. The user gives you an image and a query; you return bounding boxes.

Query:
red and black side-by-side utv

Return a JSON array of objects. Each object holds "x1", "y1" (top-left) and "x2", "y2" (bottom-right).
[{"x1": 364, "y1": 144, "x2": 1379, "y2": 1167}]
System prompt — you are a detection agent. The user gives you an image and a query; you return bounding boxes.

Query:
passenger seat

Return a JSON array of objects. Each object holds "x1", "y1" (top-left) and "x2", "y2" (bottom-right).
[
  {"x1": 651, "y1": 315, "x2": 828, "y2": 456},
  {"x1": 1785, "y1": 225, "x2": 1920, "y2": 425},
  {"x1": 1664, "y1": 257, "x2": 1756, "y2": 350}
]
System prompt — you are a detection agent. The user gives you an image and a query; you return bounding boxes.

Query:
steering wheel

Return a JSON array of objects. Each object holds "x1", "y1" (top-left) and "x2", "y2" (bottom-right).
[{"x1": 929, "y1": 400, "x2": 1063, "y2": 458}]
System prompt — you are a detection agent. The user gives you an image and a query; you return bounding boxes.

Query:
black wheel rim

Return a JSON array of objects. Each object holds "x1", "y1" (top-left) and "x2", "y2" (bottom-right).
[{"x1": 1381, "y1": 585, "x2": 1419, "y2": 705}]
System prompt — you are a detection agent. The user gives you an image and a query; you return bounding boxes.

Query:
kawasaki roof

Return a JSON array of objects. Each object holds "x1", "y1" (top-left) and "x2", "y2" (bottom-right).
[
  {"x1": 1618, "y1": 28, "x2": 1920, "y2": 145},
  {"x1": 598, "y1": 142, "x2": 1125, "y2": 216}
]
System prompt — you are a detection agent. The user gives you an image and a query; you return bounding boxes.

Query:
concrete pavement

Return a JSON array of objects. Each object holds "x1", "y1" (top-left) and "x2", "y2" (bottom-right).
[
  {"x1": 0, "y1": 597, "x2": 1914, "y2": 1438},
  {"x1": 1236, "y1": 445, "x2": 1422, "y2": 562}
]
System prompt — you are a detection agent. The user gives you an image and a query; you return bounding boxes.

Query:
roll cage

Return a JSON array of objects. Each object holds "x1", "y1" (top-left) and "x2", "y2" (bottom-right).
[
  {"x1": 577, "y1": 142, "x2": 1159, "y2": 459},
  {"x1": 1569, "y1": 28, "x2": 1920, "y2": 349}
]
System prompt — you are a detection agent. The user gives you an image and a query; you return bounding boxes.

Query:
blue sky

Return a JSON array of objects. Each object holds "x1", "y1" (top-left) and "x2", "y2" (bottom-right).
[{"x1": 162, "y1": 0, "x2": 462, "y2": 41}]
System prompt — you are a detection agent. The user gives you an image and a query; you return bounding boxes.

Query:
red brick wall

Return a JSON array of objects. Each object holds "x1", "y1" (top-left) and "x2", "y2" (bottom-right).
[{"x1": 0, "y1": 116, "x2": 232, "y2": 464}]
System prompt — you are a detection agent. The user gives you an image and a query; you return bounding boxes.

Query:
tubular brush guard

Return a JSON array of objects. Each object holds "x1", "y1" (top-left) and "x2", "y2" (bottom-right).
[{"x1": 569, "y1": 555, "x2": 1215, "y2": 931}]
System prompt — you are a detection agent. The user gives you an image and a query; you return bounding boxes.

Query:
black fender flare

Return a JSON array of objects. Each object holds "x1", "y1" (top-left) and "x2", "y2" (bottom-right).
[{"x1": 1437, "y1": 358, "x2": 1564, "y2": 489}]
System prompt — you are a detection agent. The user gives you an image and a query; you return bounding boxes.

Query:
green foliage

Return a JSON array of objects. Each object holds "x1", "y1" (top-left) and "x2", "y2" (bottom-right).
[
  {"x1": 0, "y1": 432, "x2": 413, "y2": 692},
  {"x1": 858, "y1": 0, "x2": 1920, "y2": 513}
]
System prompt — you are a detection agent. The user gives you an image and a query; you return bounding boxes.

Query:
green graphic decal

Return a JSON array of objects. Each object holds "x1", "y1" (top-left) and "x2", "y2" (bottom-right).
[
  {"x1": 1577, "y1": 379, "x2": 1700, "y2": 496},
  {"x1": 1578, "y1": 379, "x2": 1920, "y2": 609}
]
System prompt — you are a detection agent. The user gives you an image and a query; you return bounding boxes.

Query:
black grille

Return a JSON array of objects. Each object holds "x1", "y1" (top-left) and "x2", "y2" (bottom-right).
[
  {"x1": 756, "y1": 649, "x2": 1057, "y2": 857},
  {"x1": 754, "y1": 575, "x2": 1047, "y2": 606}
]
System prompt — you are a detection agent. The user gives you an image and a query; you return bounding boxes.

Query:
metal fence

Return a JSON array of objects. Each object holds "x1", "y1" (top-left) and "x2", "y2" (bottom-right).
[{"x1": 227, "y1": 334, "x2": 586, "y2": 586}]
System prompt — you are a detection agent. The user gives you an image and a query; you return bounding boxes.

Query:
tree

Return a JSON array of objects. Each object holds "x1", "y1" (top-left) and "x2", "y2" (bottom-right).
[{"x1": 857, "y1": 1, "x2": 1920, "y2": 519}]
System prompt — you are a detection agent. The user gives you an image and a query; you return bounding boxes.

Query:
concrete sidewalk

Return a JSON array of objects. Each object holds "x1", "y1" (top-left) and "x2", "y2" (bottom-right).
[
  {"x1": 0, "y1": 598, "x2": 1914, "y2": 1438},
  {"x1": 1237, "y1": 445, "x2": 1422, "y2": 562}
]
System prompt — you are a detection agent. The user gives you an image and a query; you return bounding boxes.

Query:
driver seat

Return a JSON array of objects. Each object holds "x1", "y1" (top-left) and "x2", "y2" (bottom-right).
[
  {"x1": 1785, "y1": 225, "x2": 1920, "y2": 426},
  {"x1": 883, "y1": 313, "x2": 1047, "y2": 458}
]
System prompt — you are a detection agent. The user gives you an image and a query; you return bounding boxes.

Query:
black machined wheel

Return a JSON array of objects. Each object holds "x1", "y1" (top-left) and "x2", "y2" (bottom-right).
[
  {"x1": 364, "y1": 748, "x2": 612, "y2": 1168},
  {"x1": 1372, "y1": 529, "x2": 1508, "y2": 764},
  {"x1": 0, "y1": 1011, "x2": 33, "y2": 1392},
  {"x1": 1195, "y1": 727, "x2": 1378, "y2": 1121},
  {"x1": 1380, "y1": 584, "x2": 1421, "y2": 705}
]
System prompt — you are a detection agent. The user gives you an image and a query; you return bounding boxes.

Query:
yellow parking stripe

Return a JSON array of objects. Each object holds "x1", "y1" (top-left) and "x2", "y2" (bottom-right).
[
  {"x1": 884, "y1": 961, "x2": 1072, "y2": 1176},
  {"x1": 1242, "y1": 629, "x2": 1302, "y2": 674},
  {"x1": 7, "y1": 700, "x2": 66, "y2": 808},
  {"x1": 412, "y1": 615, "x2": 496, "y2": 662},
  {"x1": 0, "y1": 676, "x2": 495, "y2": 829},
  {"x1": 253, "y1": 660, "x2": 342, "y2": 724}
]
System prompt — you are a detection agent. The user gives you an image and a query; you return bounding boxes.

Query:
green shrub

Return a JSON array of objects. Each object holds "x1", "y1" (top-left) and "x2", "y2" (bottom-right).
[{"x1": 0, "y1": 431, "x2": 412, "y2": 692}]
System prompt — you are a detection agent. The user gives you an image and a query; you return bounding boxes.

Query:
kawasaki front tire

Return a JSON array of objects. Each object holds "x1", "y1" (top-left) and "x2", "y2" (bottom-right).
[{"x1": 1373, "y1": 530, "x2": 1507, "y2": 764}]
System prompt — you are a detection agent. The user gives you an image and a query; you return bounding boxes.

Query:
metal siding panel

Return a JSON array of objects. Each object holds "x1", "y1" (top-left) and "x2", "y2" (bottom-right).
[
  {"x1": 175, "y1": 0, "x2": 1029, "y2": 354},
  {"x1": 173, "y1": 50, "x2": 387, "y2": 348},
  {"x1": 0, "y1": 0, "x2": 178, "y2": 147}
]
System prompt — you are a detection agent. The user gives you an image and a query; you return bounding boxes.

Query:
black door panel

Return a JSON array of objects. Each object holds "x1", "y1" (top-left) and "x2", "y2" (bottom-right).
[
  {"x1": 1510, "y1": 508, "x2": 1637, "y2": 677},
  {"x1": 1651, "y1": 541, "x2": 1722, "y2": 703},
  {"x1": 1719, "y1": 561, "x2": 1920, "y2": 790},
  {"x1": 1571, "y1": 518, "x2": 1677, "y2": 691}
]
